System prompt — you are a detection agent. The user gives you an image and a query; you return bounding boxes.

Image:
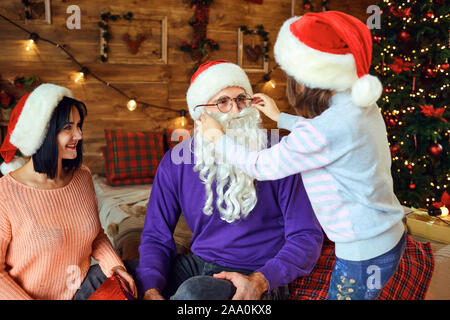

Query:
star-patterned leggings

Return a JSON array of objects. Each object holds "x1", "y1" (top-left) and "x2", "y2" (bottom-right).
[{"x1": 328, "y1": 232, "x2": 406, "y2": 300}]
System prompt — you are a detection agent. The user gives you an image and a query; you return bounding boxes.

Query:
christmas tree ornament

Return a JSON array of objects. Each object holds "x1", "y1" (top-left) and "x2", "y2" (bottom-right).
[
  {"x1": 390, "y1": 144, "x2": 400, "y2": 156},
  {"x1": 428, "y1": 143, "x2": 443, "y2": 157},
  {"x1": 409, "y1": 182, "x2": 416, "y2": 190},
  {"x1": 425, "y1": 12, "x2": 434, "y2": 19},
  {"x1": 397, "y1": 30, "x2": 411, "y2": 43},
  {"x1": 441, "y1": 62, "x2": 449, "y2": 71}
]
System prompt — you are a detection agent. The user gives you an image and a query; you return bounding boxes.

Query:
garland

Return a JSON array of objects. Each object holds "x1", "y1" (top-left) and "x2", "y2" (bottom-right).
[
  {"x1": 0, "y1": 75, "x2": 37, "y2": 109},
  {"x1": 180, "y1": 0, "x2": 219, "y2": 74},
  {"x1": 240, "y1": 25, "x2": 269, "y2": 61},
  {"x1": 98, "y1": 11, "x2": 133, "y2": 62}
]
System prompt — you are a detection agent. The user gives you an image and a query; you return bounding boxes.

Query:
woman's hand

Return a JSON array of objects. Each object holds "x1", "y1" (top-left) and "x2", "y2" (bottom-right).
[
  {"x1": 197, "y1": 113, "x2": 225, "y2": 144},
  {"x1": 111, "y1": 265, "x2": 138, "y2": 299},
  {"x1": 251, "y1": 93, "x2": 281, "y2": 122}
]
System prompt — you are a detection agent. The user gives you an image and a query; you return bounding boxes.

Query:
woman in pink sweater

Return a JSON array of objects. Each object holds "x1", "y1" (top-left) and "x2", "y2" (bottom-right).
[{"x1": 0, "y1": 84, "x2": 137, "y2": 300}]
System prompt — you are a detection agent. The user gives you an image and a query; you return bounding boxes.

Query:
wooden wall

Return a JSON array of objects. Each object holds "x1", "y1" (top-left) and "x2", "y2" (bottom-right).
[{"x1": 0, "y1": 0, "x2": 374, "y2": 174}]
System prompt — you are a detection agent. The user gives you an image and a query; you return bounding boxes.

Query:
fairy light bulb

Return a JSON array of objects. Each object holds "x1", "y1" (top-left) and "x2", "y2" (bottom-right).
[
  {"x1": 26, "y1": 39, "x2": 34, "y2": 51},
  {"x1": 74, "y1": 72, "x2": 84, "y2": 83},
  {"x1": 127, "y1": 99, "x2": 137, "y2": 111},
  {"x1": 268, "y1": 80, "x2": 276, "y2": 89},
  {"x1": 441, "y1": 207, "x2": 449, "y2": 217},
  {"x1": 180, "y1": 110, "x2": 186, "y2": 127}
]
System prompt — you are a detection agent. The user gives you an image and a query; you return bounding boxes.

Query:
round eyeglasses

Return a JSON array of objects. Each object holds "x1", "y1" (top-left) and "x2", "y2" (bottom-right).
[{"x1": 194, "y1": 94, "x2": 253, "y2": 113}]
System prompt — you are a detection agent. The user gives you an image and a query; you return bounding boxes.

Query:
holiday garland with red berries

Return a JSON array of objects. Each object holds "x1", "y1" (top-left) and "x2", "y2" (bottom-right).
[{"x1": 371, "y1": 0, "x2": 449, "y2": 208}]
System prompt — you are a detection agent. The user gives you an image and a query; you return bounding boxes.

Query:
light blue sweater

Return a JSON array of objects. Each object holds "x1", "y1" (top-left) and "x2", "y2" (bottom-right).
[{"x1": 215, "y1": 91, "x2": 405, "y2": 261}]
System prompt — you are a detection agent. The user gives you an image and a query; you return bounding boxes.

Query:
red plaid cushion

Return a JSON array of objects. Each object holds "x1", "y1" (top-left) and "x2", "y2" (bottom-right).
[
  {"x1": 103, "y1": 129, "x2": 165, "y2": 186},
  {"x1": 288, "y1": 235, "x2": 434, "y2": 300}
]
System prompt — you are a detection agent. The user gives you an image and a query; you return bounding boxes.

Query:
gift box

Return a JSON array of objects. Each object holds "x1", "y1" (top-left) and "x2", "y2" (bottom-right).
[{"x1": 405, "y1": 208, "x2": 450, "y2": 244}]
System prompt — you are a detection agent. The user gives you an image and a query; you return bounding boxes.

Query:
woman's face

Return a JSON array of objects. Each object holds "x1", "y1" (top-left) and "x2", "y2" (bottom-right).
[
  {"x1": 57, "y1": 106, "x2": 82, "y2": 160},
  {"x1": 206, "y1": 86, "x2": 248, "y2": 113}
]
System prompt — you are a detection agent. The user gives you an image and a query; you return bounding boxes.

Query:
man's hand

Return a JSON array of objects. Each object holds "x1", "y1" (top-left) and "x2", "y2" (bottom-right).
[
  {"x1": 213, "y1": 271, "x2": 269, "y2": 300},
  {"x1": 142, "y1": 288, "x2": 165, "y2": 300}
]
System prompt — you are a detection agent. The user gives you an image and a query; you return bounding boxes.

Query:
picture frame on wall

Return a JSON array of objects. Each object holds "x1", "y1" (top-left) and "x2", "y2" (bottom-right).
[
  {"x1": 237, "y1": 27, "x2": 269, "y2": 73},
  {"x1": 24, "y1": 0, "x2": 52, "y2": 25},
  {"x1": 99, "y1": 14, "x2": 168, "y2": 65}
]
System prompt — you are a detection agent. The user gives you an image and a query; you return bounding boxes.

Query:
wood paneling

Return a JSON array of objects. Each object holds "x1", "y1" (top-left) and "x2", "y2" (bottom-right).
[{"x1": 0, "y1": 0, "x2": 374, "y2": 174}]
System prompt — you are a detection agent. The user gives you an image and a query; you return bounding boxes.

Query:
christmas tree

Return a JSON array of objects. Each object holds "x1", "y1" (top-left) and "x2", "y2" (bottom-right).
[{"x1": 371, "y1": 0, "x2": 449, "y2": 209}]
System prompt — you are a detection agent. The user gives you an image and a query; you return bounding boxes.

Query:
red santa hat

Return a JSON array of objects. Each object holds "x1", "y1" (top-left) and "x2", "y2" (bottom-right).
[
  {"x1": 0, "y1": 83, "x2": 73, "y2": 175},
  {"x1": 186, "y1": 60, "x2": 253, "y2": 120},
  {"x1": 274, "y1": 11, "x2": 382, "y2": 107}
]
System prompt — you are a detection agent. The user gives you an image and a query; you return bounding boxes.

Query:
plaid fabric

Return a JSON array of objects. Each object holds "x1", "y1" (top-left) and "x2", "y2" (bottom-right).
[
  {"x1": 288, "y1": 235, "x2": 434, "y2": 300},
  {"x1": 103, "y1": 129, "x2": 165, "y2": 186}
]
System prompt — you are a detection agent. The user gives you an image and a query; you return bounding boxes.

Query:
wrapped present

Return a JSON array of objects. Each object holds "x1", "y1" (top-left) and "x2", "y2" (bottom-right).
[
  {"x1": 88, "y1": 273, "x2": 135, "y2": 300},
  {"x1": 405, "y1": 208, "x2": 450, "y2": 244}
]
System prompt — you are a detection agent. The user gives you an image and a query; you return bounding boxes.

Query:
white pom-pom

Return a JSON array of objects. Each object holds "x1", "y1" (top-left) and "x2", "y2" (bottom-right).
[
  {"x1": 0, "y1": 156, "x2": 26, "y2": 175},
  {"x1": 351, "y1": 74, "x2": 383, "y2": 107}
]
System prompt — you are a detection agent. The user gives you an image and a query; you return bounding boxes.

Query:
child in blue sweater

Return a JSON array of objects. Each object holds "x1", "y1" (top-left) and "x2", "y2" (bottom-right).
[{"x1": 198, "y1": 11, "x2": 407, "y2": 300}]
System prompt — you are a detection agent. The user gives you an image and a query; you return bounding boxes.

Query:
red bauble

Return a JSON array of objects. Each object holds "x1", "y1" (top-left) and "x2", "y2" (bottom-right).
[
  {"x1": 409, "y1": 183, "x2": 416, "y2": 190},
  {"x1": 373, "y1": 35, "x2": 381, "y2": 44},
  {"x1": 441, "y1": 63, "x2": 449, "y2": 71},
  {"x1": 424, "y1": 66, "x2": 437, "y2": 78},
  {"x1": 304, "y1": 3, "x2": 311, "y2": 10},
  {"x1": 397, "y1": 30, "x2": 411, "y2": 43},
  {"x1": 426, "y1": 12, "x2": 434, "y2": 19},
  {"x1": 428, "y1": 143, "x2": 443, "y2": 157},
  {"x1": 386, "y1": 115, "x2": 398, "y2": 128},
  {"x1": 390, "y1": 144, "x2": 400, "y2": 156},
  {"x1": 407, "y1": 164, "x2": 413, "y2": 170}
]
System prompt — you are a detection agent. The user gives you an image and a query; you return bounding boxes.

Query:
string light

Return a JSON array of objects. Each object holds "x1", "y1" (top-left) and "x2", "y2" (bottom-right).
[{"x1": 0, "y1": 13, "x2": 185, "y2": 115}]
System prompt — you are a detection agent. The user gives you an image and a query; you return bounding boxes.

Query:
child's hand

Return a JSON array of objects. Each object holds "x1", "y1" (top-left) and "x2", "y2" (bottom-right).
[
  {"x1": 197, "y1": 113, "x2": 225, "y2": 143},
  {"x1": 251, "y1": 93, "x2": 281, "y2": 122}
]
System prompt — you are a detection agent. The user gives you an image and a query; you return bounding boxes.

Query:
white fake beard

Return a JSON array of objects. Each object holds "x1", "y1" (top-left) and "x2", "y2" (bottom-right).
[{"x1": 193, "y1": 107, "x2": 267, "y2": 223}]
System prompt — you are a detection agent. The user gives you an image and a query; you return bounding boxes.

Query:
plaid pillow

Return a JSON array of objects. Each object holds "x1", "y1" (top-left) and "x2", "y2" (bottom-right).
[
  {"x1": 103, "y1": 129, "x2": 165, "y2": 186},
  {"x1": 288, "y1": 235, "x2": 434, "y2": 300}
]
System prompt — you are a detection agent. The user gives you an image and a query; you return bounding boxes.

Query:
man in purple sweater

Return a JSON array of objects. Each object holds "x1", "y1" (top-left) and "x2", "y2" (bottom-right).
[{"x1": 136, "y1": 61, "x2": 323, "y2": 300}]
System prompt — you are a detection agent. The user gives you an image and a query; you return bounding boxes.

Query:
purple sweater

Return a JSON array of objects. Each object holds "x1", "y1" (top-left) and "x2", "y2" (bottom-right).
[{"x1": 136, "y1": 138, "x2": 323, "y2": 294}]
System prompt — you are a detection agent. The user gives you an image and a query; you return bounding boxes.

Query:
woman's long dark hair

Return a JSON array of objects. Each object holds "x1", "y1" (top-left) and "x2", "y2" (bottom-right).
[
  {"x1": 32, "y1": 97, "x2": 87, "y2": 179},
  {"x1": 286, "y1": 76, "x2": 333, "y2": 119}
]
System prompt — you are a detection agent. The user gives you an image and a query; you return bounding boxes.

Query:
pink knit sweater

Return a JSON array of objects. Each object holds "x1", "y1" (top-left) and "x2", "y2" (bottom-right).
[{"x1": 0, "y1": 165, "x2": 124, "y2": 300}]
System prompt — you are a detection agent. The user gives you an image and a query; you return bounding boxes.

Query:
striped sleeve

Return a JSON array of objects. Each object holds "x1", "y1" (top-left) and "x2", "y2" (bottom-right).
[
  {"x1": 0, "y1": 202, "x2": 33, "y2": 300},
  {"x1": 215, "y1": 119, "x2": 331, "y2": 181}
]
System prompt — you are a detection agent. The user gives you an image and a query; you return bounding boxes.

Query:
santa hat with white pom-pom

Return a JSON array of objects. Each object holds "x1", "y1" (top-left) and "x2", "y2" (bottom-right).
[
  {"x1": 0, "y1": 83, "x2": 73, "y2": 175},
  {"x1": 274, "y1": 11, "x2": 382, "y2": 107}
]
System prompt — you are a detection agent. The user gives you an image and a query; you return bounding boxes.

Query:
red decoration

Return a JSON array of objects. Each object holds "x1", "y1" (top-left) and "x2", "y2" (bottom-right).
[
  {"x1": 425, "y1": 12, "x2": 434, "y2": 19},
  {"x1": 432, "y1": 191, "x2": 450, "y2": 209},
  {"x1": 0, "y1": 91, "x2": 12, "y2": 107},
  {"x1": 420, "y1": 105, "x2": 447, "y2": 122},
  {"x1": 397, "y1": 30, "x2": 411, "y2": 43},
  {"x1": 389, "y1": 57, "x2": 414, "y2": 74},
  {"x1": 428, "y1": 143, "x2": 443, "y2": 157},
  {"x1": 424, "y1": 66, "x2": 438, "y2": 78},
  {"x1": 373, "y1": 35, "x2": 382, "y2": 44},
  {"x1": 390, "y1": 144, "x2": 400, "y2": 156},
  {"x1": 409, "y1": 182, "x2": 416, "y2": 190},
  {"x1": 123, "y1": 33, "x2": 146, "y2": 54},
  {"x1": 388, "y1": 6, "x2": 412, "y2": 18},
  {"x1": 386, "y1": 115, "x2": 398, "y2": 128},
  {"x1": 441, "y1": 63, "x2": 449, "y2": 71},
  {"x1": 407, "y1": 164, "x2": 413, "y2": 170}
]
